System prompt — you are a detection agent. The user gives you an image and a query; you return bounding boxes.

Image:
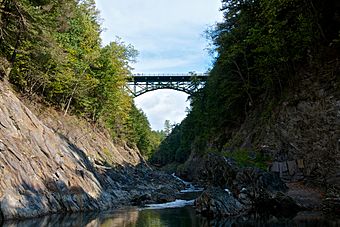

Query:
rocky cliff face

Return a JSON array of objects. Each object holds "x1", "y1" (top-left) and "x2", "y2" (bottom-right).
[
  {"x1": 180, "y1": 61, "x2": 340, "y2": 211},
  {"x1": 249, "y1": 62, "x2": 340, "y2": 191},
  {"x1": 0, "y1": 82, "x2": 181, "y2": 220}
]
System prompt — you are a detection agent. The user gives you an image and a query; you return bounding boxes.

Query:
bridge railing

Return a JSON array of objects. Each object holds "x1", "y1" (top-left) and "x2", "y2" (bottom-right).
[
  {"x1": 126, "y1": 72, "x2": 208, "y2": 97},
  {"x1": 132, "y1": 73, "x2": 209, "y2": 77}
]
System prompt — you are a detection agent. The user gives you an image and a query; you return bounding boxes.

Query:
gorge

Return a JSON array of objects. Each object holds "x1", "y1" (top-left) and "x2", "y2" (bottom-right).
[{"x1": 0, "y1": 0, "x2": 340, "y2": 226}]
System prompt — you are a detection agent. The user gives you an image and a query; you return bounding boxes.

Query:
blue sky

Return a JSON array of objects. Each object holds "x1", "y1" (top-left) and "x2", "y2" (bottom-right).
[{"x1": 95, "y1": 0, "x2": 222, "y2": 130}]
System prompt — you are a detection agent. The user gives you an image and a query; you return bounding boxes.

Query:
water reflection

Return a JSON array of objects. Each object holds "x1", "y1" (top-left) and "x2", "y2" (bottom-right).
[
  {"x1": 2, "y1": 208, "x2": 340, "y2": 227},
  {"x1": 201, "y1": 212, "x2": 340, "y2": 227}
]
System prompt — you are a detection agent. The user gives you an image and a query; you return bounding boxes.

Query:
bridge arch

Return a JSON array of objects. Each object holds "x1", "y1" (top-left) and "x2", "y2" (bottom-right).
[{"x1": 127, "y1": 73, "x2": 208, "y2": 97}]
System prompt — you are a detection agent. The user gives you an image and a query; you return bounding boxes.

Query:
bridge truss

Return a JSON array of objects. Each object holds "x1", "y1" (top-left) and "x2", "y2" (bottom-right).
[{"x1": 127, "y1": 73, "x2": 208, "y2": 97}]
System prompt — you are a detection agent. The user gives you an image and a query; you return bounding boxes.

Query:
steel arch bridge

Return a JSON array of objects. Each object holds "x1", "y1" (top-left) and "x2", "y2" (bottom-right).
[{"x1": 127, "y1": 73, "x2": 208, "y2": 97}]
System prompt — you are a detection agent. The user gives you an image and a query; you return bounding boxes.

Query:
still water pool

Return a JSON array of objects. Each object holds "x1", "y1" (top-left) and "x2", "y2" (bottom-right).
[{"x1": 2, "y1": 205, "x2": 340, "y2": 227}]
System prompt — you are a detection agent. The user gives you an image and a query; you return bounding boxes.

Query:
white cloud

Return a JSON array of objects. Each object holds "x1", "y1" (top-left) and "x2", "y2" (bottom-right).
[
  {"x1": 134, "y1": 90, "x2": 189, "y2": 130},
  {"x1": 95, "y1": 0, "x2": 222, "y2": 130},
  {"x1": 133, "y1": 54, "x2": 200, "y2": 72},
  {"x1": 97, "y1": 0, "x2": 222, "y2": 41}
]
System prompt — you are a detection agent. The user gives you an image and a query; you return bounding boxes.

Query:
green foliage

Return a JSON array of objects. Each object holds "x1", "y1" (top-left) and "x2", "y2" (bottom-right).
[
  {"x1": 150, "y1": 125, "x2": 181, "y2": 165},
  {"x1": 0, "y1": 0, "x2": 159, "y2": 158},
  {"x1": 222, "y1": 149, "x2": 271, "y2": 170},
  {"x1": 152, "y1": 0, "x2": 340, "y2": 167},
  {"x1": 126, "y1": 105, "x2": 165, "y2": 159},
  {"x1": 150, "y1": 121, "x2": 192, "y2": 165},
  {"x1": 163, "y1": 120, "x2": 172, "y2": 136}
]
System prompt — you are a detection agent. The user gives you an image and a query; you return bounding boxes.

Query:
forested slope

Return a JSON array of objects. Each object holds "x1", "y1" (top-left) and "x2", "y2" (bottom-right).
[
  {"x1": 0, "y1": 0, "x2": 162, "y2": 158},
  {"x1": 152, "y1": 0, "x2": 340, "y2": 192}
]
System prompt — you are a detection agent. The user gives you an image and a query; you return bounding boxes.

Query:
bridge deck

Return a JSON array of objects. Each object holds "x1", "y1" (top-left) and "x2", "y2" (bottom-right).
[{"x1": 129, "y1": 73, "x2": 208, "y2": 83}]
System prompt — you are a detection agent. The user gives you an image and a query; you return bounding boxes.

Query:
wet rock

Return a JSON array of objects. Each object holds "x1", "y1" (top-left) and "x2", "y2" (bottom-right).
[
  {"x1": 153, "y1": 193, "x2": 176, "y2": 204},
  {"x1": 231, "y1": 167, "x2": 300, "y2": 215},
  {"x1": 286, "y1": 182, "x2": 323, "y2": 210},
  {"x1": 195, "y1": 187, "x2": 245, "y2": 218},
  {"x1": 178, "y1": 153, "x2": 238, "y2": 186},
  {"x1": 322, "y1": 196, "x2": 340, "y2": 216},
  {"x1": 130, "y1": 194, "x2": 152, "y2": 206},
  {"x1": 184, "y1": 152, "x2": 296, "y2": 216},
  {"x1": 153, "y1": 186, "x2": 177, "y2": 203},
  {"x1": 238, "y1": 188, "x2": 253, "y2": 208},
  {"x1": 256, "y1": 192, "x2": 300, "y2": 217}
]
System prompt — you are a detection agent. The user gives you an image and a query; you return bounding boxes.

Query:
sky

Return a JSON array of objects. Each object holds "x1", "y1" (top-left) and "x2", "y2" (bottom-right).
[{"x1": 95, "y1": 0, "x2": 222, "y2": 130}]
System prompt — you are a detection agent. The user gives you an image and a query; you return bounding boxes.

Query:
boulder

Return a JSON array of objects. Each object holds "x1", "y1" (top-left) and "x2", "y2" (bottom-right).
[
  {"x1": 195, "y1": 187, "x2": 245, "y2": 218},
  {"x1": 204, "y1": 153, "x2": 238, "y2": 187}
]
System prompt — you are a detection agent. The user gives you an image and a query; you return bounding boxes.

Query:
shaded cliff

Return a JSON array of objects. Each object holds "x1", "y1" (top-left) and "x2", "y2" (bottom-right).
[
  {"x1": 173, "y1": 61, "x2": 340, "y2": 215},
  {"x1": 0, "y1": 82, "x2": 182, "y2": 220},
  {"x1": 152, "y1": 1, "x2": 340, "y2": 205},
  {"x1": 182, "y1": 61, "x2": 340, "y2": 189}
]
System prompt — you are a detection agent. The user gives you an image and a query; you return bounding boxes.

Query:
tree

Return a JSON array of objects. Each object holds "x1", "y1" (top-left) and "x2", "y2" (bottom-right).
[
  {"x1": 152, "y1": 0, "x2": 340, "y2": 166},
  {"x1": 164, "y1": 120, "x2": 172, "y2": 136},
  {"x1": 1, "y1": 0, "x2": 158, "y2": 160}
]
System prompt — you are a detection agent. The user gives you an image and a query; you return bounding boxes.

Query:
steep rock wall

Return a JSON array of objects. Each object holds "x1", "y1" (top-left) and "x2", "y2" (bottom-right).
[
  {"x1": 0, "y1": 82, "x2": 143, "y2": 219},
  {"x1": 250, "y1": 63, "x2": 339, "y2": 190}
]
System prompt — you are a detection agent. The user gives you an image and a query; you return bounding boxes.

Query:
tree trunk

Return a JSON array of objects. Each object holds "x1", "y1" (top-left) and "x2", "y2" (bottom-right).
[
  {"x1": 232, "y1": 60, "x2": 254, "y2": 106},
  {"x1": 64, "y1": 83, "x2": 78, "y2": 116}
]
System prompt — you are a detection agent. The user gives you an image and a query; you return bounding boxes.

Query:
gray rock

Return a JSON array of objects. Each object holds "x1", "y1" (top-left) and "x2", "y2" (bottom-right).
[
  {"x1": 0, "y1": 82, "x2": 184, "y2": 220},
  {"x1": 233, "y1": 167, "x2": 288, "y2": 199},
  {"x1": 204, "y1": 153, "x2": 238, "y2": 187},
  {"x1": 0, "y1": 140, "x2": 5, "y2": 151},
  {"x1": 195, "y1": 187, "x2": 245, "y2": 218},
  {"x1": 131, "y1": 193, "x2": 152, "y2": 206},
  {"x1": 322, "y1": 196, "x2": 340, "y2": 216}
]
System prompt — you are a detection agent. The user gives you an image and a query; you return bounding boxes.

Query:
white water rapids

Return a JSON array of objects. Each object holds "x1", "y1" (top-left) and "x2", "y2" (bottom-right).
[{"x1": 140, "y1": 173, "x2": 203, "y2": 210}]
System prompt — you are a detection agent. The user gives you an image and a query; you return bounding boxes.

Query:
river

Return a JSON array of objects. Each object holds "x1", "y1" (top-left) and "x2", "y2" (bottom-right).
[
  {"x1": 2, "y1": 175, "x2": 339, "y2": 226},
  {"x1": 2, "y1": 206, "x2": 339, "y2": 227}
]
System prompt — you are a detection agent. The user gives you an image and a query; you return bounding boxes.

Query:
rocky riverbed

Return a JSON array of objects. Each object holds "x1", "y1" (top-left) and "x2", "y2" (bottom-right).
[{"x1": 178, "y1": 153, "x2": 340, "y2": 218}]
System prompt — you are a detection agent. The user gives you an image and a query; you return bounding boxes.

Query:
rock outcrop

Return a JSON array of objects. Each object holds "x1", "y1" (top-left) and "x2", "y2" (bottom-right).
[
  {"x1": 181, "y1": 62, "x2": 339, "y2": 215},
  {"x1": 233, "y1": 167, "x2": 287, "y2": 204},
  {"x1": 195, "y1": 187, "x2": 245, "y2": 218},
  {"x1": 186, "y1": 154, "x2": 300, "y2": 217},
  {"x1": 0, "y1": 82, "x2": 183, "y2": 220},
  {"x1": 240, "y1": 62, "x2": 339, "y2": 191}
]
